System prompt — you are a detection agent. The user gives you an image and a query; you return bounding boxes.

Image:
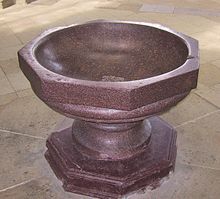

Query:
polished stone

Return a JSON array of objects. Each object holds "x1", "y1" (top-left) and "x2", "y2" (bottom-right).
[{"x1": 0, "y1": 1, "x2": 219, "y2": 199}]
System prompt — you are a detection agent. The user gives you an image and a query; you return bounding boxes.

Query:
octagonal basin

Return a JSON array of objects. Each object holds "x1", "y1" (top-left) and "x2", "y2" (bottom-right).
[{"x1": 18, "y1": 20, "x2": 199, "y2": 122}]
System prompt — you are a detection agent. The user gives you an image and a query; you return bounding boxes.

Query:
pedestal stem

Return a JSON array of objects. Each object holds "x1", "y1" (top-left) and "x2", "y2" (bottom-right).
[{"x1": 72, "y1": 119, "x2": 152, "y2": 160}]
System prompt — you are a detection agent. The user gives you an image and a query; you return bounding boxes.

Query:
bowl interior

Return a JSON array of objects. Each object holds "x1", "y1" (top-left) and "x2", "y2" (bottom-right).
[{"x1": 34, "y1": 22, "x2": 189, "y2": 82}]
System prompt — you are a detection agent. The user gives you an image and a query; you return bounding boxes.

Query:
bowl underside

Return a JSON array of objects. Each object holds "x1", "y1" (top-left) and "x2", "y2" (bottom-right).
[{"x1": 34, "y1": 22, "x2": 189, "y2": 82}]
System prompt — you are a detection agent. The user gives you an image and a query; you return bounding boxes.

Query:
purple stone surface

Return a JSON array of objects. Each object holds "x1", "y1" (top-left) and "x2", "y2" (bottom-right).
[{"x1": 18, "y1": 20, "x2": 199, "y2": 199}]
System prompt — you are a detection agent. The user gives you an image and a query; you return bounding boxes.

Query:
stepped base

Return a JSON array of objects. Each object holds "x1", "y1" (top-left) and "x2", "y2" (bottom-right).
[{"x1": 45, "y1": 117, "x2": 177, "y2": 199}]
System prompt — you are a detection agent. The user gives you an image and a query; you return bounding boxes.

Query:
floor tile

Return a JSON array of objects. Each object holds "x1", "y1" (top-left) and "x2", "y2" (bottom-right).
[
  {"x1": 211, "y1": 59, "x2": 220, "y2": 69},
  {"x1": 0, "y1": 95, "x2": 62, "y2": 138},
  {"x1": 63, "y1": 4, "x2": 131, "y2": 25},
  {"x1": 174, "y1": 7, "x2": 220, "y2": 17},
  {"x1": 103, "y1": 8, "x2": 137, "y2": 20},
  {"x1": 0, "y1": 92, "x2": 17, "y2": 106},
  {"x1": 0, "y1": 32, "x2": 21, "y2": 48},
  {"x1": 195, "y1": 83, "x2": 220, "y2": 108},
  {"x1": 114, "y1": 3, "x2": 141, "y2": 12},
  {"x1": 171, "y1": 14, "x2": 220, "y2": 34},
  {"x1": 6, "y1": 71, "x2": 30, "y2": 91},
  {"x1": 0, "y1": 176, "x2": 91, "y2": 199},
  {"x1": 0, "y1": 68, "x2": 14, "y2": 95},
  {"x1": 53, "y1": 116, "x2": 73, "y2": 132},
  {"x1": 176, "y1": 111, "x2": 220, "y2": 169},
  {"x1": 16, "y1": 88, "x2": 34, "y2": 98},
  {"x1": 31, "y1": 0, "x2": 59, "y2": 6},
  {"x1": 7, "y1": 18, "x2": 44, "y2": 43},
  {"x1": 68, "y1": 8, "x2": 134, "y2": 21},
  {"x1": 0, "y1": 23, "x2": 20, "y2": 36},
  {"x1": 15, "y1": 28, "x2": 44, "y2": 44},
  {"x1": 31, "y1": 15, "x2": 65, "y2": 29},
  {"x1": 199, "y1": 46, "x2": 220, "y2": 64},
  {"x1": 0, "y1": 58, "x2": 19, "y2": 74},
  {"x1": 0, "y1": 58, "x2": 31, "y2": 91},
  {"x1": 131, "y1": 163, "x2": 220, "y2": 199},
  {"x1": 140, "y1": 4, "x2": 175, "y2": 14},
  {"x1": 60, "y1": 13, "x2": 92, "y2": 26},
  {"x1": 161, "y1": 93, "x2": 218, "y2": 127},
  {"x1": 150, "y1": 0, "x2": 220, "y2": 10},
  {"x1": 52, "y1": 0, "x2": 78, "y2": 8},
  {"x1": 205, "y1": 15, "x2": 220, "y2": 23},
  {"x1": 0, "y1": 131, "x2": 45, "y2": 190},
  {"x1": 132, "y1": 13, "x2": 202, "y2": 35},
  {"x1": 95, "y1": 1, "x2": 121, "y2": 9},
  {"x1": 0, "y1": 45, "x2": 23, "y2": 61},
  {"x1": 191, "y1": 31, "x2": 220, "y2": 64},
  {"x1": 0, "y1": 162, "x2": 219, "y2": 199},
  {"x1": 0, "y1": 65, "x2": 7, "y2": 78},
  {"x1": 198, "y1": 63, "x2": 220, "y2": 87},
  {"x1": 125, "y1": 12, "x2": 158, "y2": 23},
  {"x1": 192, "y1": 31, "x2": 220, "y2": 47}
]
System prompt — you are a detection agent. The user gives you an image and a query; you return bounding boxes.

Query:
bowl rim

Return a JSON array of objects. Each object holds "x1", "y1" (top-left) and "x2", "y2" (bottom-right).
[{"x1": 18, "y1": 19, "x2": 199, "y2": 90}]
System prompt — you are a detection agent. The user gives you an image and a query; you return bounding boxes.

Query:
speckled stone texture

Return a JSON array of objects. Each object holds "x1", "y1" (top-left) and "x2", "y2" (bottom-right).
[
  {"x1": 18, "y1": 21, "x2": 199, "y2": 119},
  {"x1": 18, "y1": 20, "x2": 199, "y2": 199},
  {"x1": 45, "y1": 117, "x2": 176, "y2": 199}
]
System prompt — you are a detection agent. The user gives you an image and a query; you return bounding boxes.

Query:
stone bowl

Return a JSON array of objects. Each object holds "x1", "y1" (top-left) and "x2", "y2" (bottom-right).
[
  {"x1": 18, "y1": 20, "x2": 199, "y2": 198},
  {"x1": 18, "y1": 20, "x2": 199, "y2": 123}
]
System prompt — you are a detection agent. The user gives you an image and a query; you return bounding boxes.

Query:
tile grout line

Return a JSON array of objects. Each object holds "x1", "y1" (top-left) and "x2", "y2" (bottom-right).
[
  {"x1": 174, "y1": 109, "x2": 220, "y2": 129},
  {"x1": 180, "y1": 162, "x2": 220, "y2": 171},
  {"x1": 5, "y1": 22, "x2": 24, "y2": 45},
  {"x1": 139, "y1": 3, "x2": 220, "y2": 17},
  {"x1": 202, "y1": 58, "x2": 220, "y2": 65},
  {"x1": 194, "y1": 92, "x2": 220, "y2": 109},
  {"x1": 0, "y1": 128, "x2": 46, "y2": 140},
  {"x1": 0, "y1": 178, "x2": 36, "y2": 193},
  {"x1": 0, "y1": 64, "x2": 18, "y2": 95}
]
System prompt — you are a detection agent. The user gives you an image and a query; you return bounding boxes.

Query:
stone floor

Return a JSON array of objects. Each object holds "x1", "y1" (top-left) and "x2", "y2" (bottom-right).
[{"x1": 0, "y1": 0, "x2": 220, "y2": 199}]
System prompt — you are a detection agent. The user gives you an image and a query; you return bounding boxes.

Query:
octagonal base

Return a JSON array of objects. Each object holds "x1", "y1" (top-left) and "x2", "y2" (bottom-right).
[{"x1": 45, "y1": 117, "x2": 177, "y2": 199}]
